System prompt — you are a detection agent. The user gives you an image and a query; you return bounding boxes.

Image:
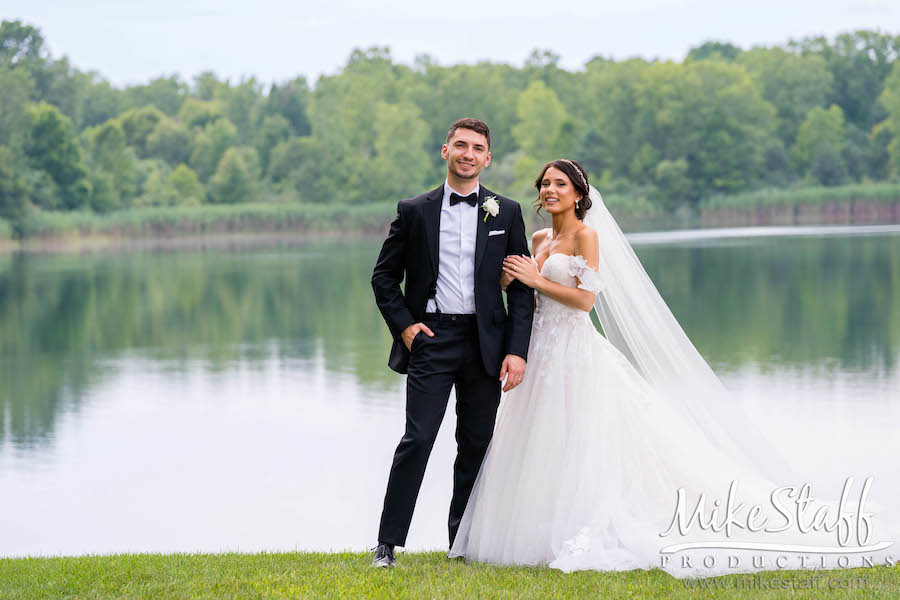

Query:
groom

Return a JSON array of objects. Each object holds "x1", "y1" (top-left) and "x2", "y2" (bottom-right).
[{"x1": 370, "y1": 118, "x2": 534, "y2": 567}]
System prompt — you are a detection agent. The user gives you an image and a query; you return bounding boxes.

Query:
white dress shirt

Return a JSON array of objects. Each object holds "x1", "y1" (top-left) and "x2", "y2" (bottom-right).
[{"x1": 425, "y1": 179, "x2": 479, "y2": 314}]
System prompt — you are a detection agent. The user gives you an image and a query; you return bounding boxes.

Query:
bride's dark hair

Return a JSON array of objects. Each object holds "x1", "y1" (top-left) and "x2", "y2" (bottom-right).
[{"x1": 533, "y1": 159, "x2": 592, "y2": 221}]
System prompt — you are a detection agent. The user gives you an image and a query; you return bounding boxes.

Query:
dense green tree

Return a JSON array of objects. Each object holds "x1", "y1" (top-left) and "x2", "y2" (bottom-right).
[
  {"x1": 177, "y1": 97, "x2": 224, "y2": 129},
  {"x1": 23, "y1": 101, "x2": 90, "y2": 209},
  {"x1": 737, "y1": 48, "x2": 832, "y2": 144},
  {"x1": 189, "y1": 117, "x2": 238, "y2": 181},
  {"x1": 168, "y1": 164, "x2": 204, "y2": 205},
  {"x1": 790, "y1": 30, "x2": 900, "y2": 130},
  {"x1": 0, "y1": 64, "x2": 34, "y2": 147},
  {"x1": 124, "y1": 75, "x2": 187, "y2": 116},
  {"x1": 133, "y1": 159, "x2": 173, "y2": 206},
  {"x1": 578, "y1": 58, "x2": 651, "y2": 179},
  {"x1": 687, "y1": 41, "x2": 743, "y2": 62},
  {"x1": 370, "y1": 102, "x2": 431, "y2": 201},
  {"x1": 83, "y1": 119, "x2": 137, "y2": 204},
  {"x1": 682, "y1": 60, "x2": 778, "y2": 194},
  {"x1": 633, "y1": 60, "x2": 777, "y2": 198},
  {"x1": 512, "y1": 80, "x2": 572, "y2": 193},
  {"x1": 268, "y1": 136, "x2": 327, "y2": 201},
  {"x1": 3, "y1": 19, "x2": 900, "y2": 219},
  {"x1": 19, "y1": 167, "x2": 56, "y2": 211},
  {"x1": 0, "y1": 20, "x2": 46, "y2": 66},
  {"x1": 267, "y1": 137, "x2": 308, "y2": 183},
  {"x1": 254, "y1": 114, "x2": 292, "y2": 174},
  {"x1": 208, "y1": 146, "x2": 258, "y2": 204},
  {"x1": 260, "y1": 77, "x2": 311, "y2": 136},
  {"x1": 523, "y1": 49, "x2": 583, "y2": 120},
  {"x1": 146, "y1": 117, "x2": 192, "y2": 166},
  {"x1": 88, "y1": 169, "x2": 118, "y2": 212},
  {"x1": 0, "y1": 146, "x2": 29, "y2": 224},
  {"x1": 867, "y1": 122, "x2": 893, "y2": 180},
  {"x1": 842, "y1": 123, "x2": 871, "y2": 181},
  {"x1": 654, "y1": 158, "x2": 692, "y2": 210},
  {"x1": 307, "y1": 47, "x2": 422, "y2": 203},
  {"x1": 28, "y1": 56, "x2": 90, "y2": 128},
  {"x1": 217, "y1": 77, "x2": 262, "y2": 142},
  {"x1": 192, "y1": 71, "x2": 228, "y2": 101},
  {"x1": 81, "y1": 76, "x2": 126, "y2": 128},
  {"x1": 791, "y1": 105, "x2": 847, "y2": 184},
  {"x1": 880, "y1": 62, "x2": 900, "y2": 177},
  {"x1": 118, "y1": 105, "x2": 165, "y2": 156}
]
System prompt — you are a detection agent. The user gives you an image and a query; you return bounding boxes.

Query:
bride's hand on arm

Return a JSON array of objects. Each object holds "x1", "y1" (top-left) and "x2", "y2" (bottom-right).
[
  {"x1": 503, "y1": 230, "x2": 600, "y2": 312},
  {"x1": 502, "y1": 255, "x2": 540, "y2": 288}
]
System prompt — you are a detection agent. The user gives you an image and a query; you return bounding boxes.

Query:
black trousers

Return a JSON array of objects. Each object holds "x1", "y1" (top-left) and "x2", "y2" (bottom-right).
[{"x1": 378, "y1": 312, "x2": 501, "y2": 548}]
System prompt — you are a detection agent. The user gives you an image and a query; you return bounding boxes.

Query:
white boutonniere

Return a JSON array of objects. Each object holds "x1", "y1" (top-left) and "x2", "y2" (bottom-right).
[{"x1": 482, "y1": 196, "x2": 499, "y2": 222}]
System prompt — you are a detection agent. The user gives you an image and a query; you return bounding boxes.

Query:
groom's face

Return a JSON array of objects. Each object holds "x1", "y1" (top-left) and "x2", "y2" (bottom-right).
[{"x1": 442, "y1": 128, "x2": 491, "y2": 180}]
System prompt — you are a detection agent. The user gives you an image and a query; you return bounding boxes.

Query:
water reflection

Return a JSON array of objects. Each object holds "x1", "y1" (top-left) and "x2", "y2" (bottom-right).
[
  {"x1": 0, "y1": 228, "x2": 898, "y2": 556},
  {"x1": 2, "y1": 230, "x2": 898, "y2": 450}
]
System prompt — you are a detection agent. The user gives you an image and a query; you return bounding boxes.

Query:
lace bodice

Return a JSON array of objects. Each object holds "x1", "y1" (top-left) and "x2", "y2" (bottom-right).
[{"x1": 532, "y1": 253, "x2": 605, "y2": 334}]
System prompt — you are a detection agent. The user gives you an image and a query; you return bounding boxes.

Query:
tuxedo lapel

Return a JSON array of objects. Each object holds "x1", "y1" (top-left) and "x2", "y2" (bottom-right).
[
  {"x1": 474, "y1": 186, "x2": 490, "y2": 275},
  {"x1": 422, "y1": 184, "x2": 444, "y2": 278}
]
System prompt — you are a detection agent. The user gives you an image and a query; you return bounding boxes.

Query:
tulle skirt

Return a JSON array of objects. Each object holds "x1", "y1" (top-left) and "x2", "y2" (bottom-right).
[{"x1": 448, "y1": 309, "x2": 897, "y2": 578}]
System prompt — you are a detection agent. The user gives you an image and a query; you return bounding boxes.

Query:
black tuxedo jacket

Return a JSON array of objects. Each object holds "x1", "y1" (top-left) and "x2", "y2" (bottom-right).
[{"x1": 371, "y1": 183, "x2": 535, "y2": 376}]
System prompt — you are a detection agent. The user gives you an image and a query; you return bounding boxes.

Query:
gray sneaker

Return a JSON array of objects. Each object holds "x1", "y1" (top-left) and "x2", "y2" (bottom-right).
[{"x1": 372, "y1": 543, "x2": 396, "y2": 568}]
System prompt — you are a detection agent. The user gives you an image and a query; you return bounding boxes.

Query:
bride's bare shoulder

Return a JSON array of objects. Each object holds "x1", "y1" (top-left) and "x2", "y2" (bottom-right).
[
  {"x1": 574, "y1": 225, "x2": 599, "y2": 265},
  {"x1": 575, "y1": 224, "x2": 597, "y2": 242},
  {"x1": 531, "y1": 227, "x2": 551, "y2": 251}
]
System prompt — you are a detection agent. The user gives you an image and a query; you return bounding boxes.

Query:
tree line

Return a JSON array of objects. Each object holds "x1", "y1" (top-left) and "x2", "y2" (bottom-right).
[{"x1": 1, "y1": 20, "x2": 900, "y2": 233}]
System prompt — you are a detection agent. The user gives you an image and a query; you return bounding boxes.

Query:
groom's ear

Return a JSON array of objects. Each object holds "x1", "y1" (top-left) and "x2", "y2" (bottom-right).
[
  {"x1": 483, "y1": 151, "x2": 491, "y2": 168},
  {"x1": 440, "y1": 144, "x2": 449, "y2": 160}
]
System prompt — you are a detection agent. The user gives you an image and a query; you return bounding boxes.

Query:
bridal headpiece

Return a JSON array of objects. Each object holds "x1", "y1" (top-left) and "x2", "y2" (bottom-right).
[{"x1": 561, "y1": 159, "x2": 588, "y2": 191}]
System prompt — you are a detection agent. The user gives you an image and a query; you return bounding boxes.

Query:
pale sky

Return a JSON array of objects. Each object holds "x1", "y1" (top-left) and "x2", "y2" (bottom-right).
[{"x1": 2, "y1": 0, "x2": 898, "y2": 88}]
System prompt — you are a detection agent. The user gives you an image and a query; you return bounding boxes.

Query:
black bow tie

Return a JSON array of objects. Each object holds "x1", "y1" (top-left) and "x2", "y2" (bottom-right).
[{"x1": 449, "y1": 192, "x2": 478, "y2": 207}]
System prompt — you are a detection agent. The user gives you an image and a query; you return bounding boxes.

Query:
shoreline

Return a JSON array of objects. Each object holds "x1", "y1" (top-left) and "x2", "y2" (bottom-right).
[
  {"x1": 4, "y1": 216, "x2": 900, "y2": 255},
  {"x1": 3, "y1": 228, "x2": 365, "y2": 255},
  {"x1": 700, "y1": 199, "x2": 900, "y2": 227},
  {"x1": 3, "y1": 198, "x2": 900, "y2": 255}
]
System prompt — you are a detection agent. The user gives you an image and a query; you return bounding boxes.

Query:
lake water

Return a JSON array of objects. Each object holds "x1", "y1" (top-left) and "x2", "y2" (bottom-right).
[{"x1": 1, "y1": 225, "x2": 899, "y2": 558}]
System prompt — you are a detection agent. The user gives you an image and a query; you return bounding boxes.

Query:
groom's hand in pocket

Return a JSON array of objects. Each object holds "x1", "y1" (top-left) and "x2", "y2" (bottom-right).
[
  {"x1": 402, "y1": 322, "x2": 435, "y2": 351},
  {"x1": 500, "y1": 354, "x2": 526, "y2": 392}
]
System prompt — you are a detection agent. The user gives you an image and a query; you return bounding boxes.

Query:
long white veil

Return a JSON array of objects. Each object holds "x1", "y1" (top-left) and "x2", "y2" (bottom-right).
[
  {"x1": 577, "y1": 185, "x2": 900, "y2": 569},
  {"x1": 581, "y1": 185, "x2": 801, "y2": 484}
]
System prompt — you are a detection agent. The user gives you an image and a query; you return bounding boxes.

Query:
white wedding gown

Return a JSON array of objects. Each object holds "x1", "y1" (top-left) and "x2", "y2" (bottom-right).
[{"x1": 448, "y1": 252, "x2": 898, "y2": 579}]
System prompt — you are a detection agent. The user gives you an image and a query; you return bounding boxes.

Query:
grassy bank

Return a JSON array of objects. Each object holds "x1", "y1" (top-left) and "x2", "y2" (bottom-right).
[
  {"x1": 13, "y1": 194, "x2": 661, "y2": 242},
  {"x1": 700, "y1": 182, "x2": 900, "y2": 226},
  {"x1": 16, "y1": 201, "x2": 398, "y2": 241},
  {"x1": 4, "y1": 182, "x2": 900, "y2": 250},
  {"x1": 1, "y1": 550, "x2": 898, "y2": 599}
]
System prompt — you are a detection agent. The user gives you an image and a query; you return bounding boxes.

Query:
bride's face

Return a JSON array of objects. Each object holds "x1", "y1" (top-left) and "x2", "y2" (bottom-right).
[{"x1": 539, "y1": 167, "x2": 581, "y2": 215}]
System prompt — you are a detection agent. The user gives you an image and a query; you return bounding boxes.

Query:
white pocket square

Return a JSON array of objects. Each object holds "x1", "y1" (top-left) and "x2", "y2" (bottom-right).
[{"x1": 488, "y1": 229, "x2": 506, "y2": 236}]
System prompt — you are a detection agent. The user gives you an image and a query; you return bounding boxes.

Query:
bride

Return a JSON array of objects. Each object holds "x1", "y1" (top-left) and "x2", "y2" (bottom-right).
[{"x1": 447, "y1": 159, "x2": 899, "y2": 579}]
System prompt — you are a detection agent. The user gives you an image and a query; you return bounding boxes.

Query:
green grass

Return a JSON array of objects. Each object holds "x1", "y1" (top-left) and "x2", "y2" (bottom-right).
[{"x1": 1, "y1": 550, "x2": 898, "y2": 599}]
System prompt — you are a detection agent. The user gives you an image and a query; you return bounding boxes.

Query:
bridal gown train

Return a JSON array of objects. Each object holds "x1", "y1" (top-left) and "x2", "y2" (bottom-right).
[{"x1": 448, "y1": 252, "x2": 898, "y2": 579}]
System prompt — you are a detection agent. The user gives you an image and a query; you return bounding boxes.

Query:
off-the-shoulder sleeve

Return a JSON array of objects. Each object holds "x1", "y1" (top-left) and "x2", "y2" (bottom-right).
[{"x1": 568, "y1": 254, "x2": 605, "y2": 294}]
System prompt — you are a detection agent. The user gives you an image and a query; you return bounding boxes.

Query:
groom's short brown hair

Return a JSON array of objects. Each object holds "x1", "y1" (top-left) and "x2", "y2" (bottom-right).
[{"x1": 446, "y1": 118, "x2": 491, "y2": 150}]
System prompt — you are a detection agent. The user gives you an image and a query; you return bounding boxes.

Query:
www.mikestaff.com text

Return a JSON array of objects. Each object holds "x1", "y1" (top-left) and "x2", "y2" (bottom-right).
[{"x1": 683, "y1": 575, "x2": 868, "y2": 590}]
